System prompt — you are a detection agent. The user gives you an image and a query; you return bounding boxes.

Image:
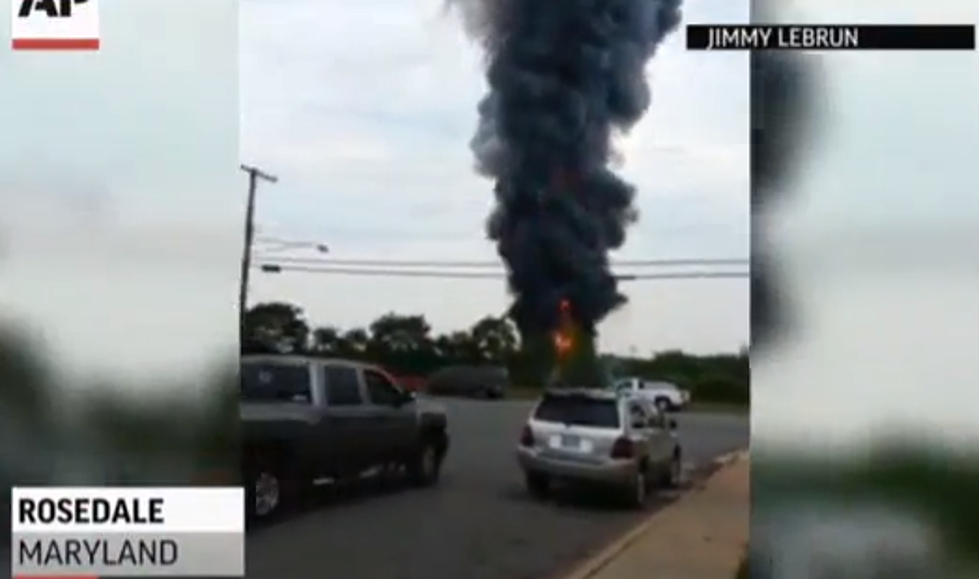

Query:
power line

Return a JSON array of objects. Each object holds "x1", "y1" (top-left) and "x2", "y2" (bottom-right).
[
  {"x1": 254, "y1": 263, "x2": 748, "y2": 280},
  {"x1": 251, "y1": 255, "x2": 749, "y2": 269}
]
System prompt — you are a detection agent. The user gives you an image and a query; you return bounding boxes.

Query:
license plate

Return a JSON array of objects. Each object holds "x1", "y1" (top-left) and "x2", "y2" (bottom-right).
[{"x1": 561, "y1": 435, "x2": 581, "y2": 448}]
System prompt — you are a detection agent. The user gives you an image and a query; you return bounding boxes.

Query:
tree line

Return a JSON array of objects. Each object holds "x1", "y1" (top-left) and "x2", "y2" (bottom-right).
[{"x1": 242, "y1": 301, "x2": 749, "y2": 405}]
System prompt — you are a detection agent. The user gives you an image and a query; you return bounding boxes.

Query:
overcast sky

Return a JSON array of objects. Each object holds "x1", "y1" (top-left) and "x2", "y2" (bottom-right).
[
  {"x1": 0, "y1": 0, "x2": 241, "y2": 384},
  {"x1": 0, "y1": 0, "x2": 749, "y2": 384},
  {"x1": 241, "y1": 0, "x2": 751, "y2": 356},
  {"x1": 755, "y1": 0, "x2": 979, "y2": 448}
]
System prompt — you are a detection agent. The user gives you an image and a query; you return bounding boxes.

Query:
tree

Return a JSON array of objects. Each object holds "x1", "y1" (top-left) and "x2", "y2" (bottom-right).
[
  {"x1": 368, "y1": 313, "x2": 432, "y2": 354},
  {"x1": 238, "y1": 301, "x2": 749, "y2": 405},
  {"x1": 341, "y1": 328, "x2": 369, "y2": 356},
  {"x1": 468, "y1": 316, "x2": 518, "y2": 363},
  {"x1": 242, "y1": 302, "x2": 309, "y2": 354},
  {"x1": 311, "y1": 325, "x2": 343, "y2": 355}
]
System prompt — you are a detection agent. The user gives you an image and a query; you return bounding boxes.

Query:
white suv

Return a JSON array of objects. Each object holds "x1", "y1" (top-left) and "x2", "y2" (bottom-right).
[
  {"x1": 613, "y1": 378, "x2": 691, "y2": 412},
  {"x1": 516, "y1": 388, "x2": 682, "y2": 508}
]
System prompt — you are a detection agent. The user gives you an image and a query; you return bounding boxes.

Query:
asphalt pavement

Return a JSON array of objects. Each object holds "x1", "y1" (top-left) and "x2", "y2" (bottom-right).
[{"x1": 245, "y1": 398, "x2": 749, "y2": 579}]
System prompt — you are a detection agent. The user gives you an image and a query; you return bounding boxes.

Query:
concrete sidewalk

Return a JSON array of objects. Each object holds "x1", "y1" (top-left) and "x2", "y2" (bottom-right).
[{"x1": 568, "y1": 454, "x2": 749, "y2": 579}]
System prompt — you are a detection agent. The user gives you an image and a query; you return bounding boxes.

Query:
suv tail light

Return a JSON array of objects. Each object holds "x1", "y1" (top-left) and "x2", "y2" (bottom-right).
[
  {"x1": 610, "y1": 436, "x2": 634, "y2": 459},
  {"x1": 519, "y1": 425, "x2": 535, "y2": 447}
]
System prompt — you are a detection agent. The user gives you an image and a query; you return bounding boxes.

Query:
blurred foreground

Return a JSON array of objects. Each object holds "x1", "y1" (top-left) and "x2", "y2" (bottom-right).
[
  {"x1": 751, "y1": 447, "x2": 979, "y2": 577},
  {"x1": 750, "y1": 0, "x2": 978, "y2": 573},
  {"x1": 0, "y1": 323, "x2": 237, "y2": 545}
]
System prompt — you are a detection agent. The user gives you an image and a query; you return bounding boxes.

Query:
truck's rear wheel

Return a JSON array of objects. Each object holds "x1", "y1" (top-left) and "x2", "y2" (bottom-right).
[
  {"x1": 250, "y1": 470, "x2": 280, "y2": 518},
  {"x1": 245, "y1": 454, "x2": 297, "y2": 521}
]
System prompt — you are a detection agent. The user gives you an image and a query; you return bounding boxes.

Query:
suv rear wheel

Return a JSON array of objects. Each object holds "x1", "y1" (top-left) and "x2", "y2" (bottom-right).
[
  {"x1": 663, "y1": 450, "x2": 683, "y2": 488},
  {"x1": 525, "y1": 471, "x2": 550, "y2": 498},
  {"x1": 622, "y1": 466, "x2": 648, "y2": 509}
]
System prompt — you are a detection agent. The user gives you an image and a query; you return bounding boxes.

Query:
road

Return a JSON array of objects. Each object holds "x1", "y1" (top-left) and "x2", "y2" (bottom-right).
[{"x1": 245, "y1": 398, "x2": 748, "y2": 579}]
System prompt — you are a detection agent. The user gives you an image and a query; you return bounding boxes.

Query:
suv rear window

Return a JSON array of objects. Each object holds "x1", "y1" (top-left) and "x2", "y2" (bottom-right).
[
  {"x1": 533, "y1": 395, "x2": 620, "y2": 428},
  {"x1": 240, "y1": 362, "x2": 311, "y2": 402}
]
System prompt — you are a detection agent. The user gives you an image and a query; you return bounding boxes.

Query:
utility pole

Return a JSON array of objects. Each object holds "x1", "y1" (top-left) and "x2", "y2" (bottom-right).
[{"x1": 239, "y1": 164, "x2": 277, "y2": 331}]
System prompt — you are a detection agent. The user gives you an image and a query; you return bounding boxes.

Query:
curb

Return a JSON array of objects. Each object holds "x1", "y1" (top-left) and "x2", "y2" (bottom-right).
[{"x1": 556, "y1": 448, "x2": 749, "y2": 579}]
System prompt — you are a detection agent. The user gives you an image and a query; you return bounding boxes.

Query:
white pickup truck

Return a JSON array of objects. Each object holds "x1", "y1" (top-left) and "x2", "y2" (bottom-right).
[{"x1": 613, "y1": 378, "x2": 691, "y2": 412}]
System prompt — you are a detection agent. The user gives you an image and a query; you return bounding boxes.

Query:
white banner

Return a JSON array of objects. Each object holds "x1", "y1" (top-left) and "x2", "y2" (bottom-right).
[{"x1": 10, "y1": 487, "x2": 244, "y2": 576}]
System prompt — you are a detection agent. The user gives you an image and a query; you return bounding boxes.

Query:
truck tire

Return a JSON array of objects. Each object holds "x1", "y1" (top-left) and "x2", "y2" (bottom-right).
[
  {"x1": 654, "y1": 397, "x2": 672, "y2": 413},
  {"x1": 406, "y1": 435, "x2": 443, "y2": 487},
  {"x1": 245, "y1": 452, "x2": 297, "y2": 521}
]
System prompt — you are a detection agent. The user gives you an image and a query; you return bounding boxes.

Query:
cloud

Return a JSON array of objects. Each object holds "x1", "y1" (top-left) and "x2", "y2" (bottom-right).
[
  {"x1": 0, "y1": 0, "x2": 241, "y2": 381},
  {"x1": 242, "y1": 0, "x2": 750, "y2": 249}
]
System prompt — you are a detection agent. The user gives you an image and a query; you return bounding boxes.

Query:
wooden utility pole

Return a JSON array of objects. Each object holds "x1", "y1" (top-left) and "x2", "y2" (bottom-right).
[{"x1": 239, "y1": 164, "x2": 277, "y2": 331}]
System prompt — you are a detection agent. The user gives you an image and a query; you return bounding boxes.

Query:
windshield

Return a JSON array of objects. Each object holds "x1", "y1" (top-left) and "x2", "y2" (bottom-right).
[
  {"x1": 240, "y1": 361, "x2": 311, "y2": 402},
  {"x1": 533, "y1": 395, "x2": 620, "y2": 428}
]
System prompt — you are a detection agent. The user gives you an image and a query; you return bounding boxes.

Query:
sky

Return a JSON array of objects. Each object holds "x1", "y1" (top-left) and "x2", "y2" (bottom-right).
[
  {"x1": 755, "y1": 0, "x2": 979, "y2": 448},
  {"x1": 0, "y1": 0, "x2": 241, "y2": 384},
  {"x1": 0, "y1": 0, "x2": 749, "y2": 384},
  {"x1": 241, "y1": 0, "x2": 751, "y2": 356}
]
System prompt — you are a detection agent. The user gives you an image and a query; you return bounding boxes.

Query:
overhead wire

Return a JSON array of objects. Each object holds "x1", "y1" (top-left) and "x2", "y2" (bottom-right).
[
  {"x1": 251, "y1": 255, "x2": 749, "y2": 268},
  {"x1": 252, "y1": 263, "x2": 748, "y2": 280}
]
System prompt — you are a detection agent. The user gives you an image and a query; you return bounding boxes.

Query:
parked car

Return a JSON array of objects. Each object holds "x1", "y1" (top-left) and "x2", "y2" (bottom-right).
[
  {"x1": 516, "y1": 388, "x2": 682, "y2": 508},
  {"x1": 426, "y1": 365, "x2": 509, "y2": 399},
  {"x1": 241, "y1": 354, "x2": 450, "y2": 519},
  {"x1": 613, "y1": 377, "x2": 691, "y2": 412}
]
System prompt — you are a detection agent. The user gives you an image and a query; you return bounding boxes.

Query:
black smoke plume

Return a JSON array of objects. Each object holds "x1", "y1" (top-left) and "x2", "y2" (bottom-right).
[{"x1": 452, "y1": 0, "x2": 682, "y2": 342}]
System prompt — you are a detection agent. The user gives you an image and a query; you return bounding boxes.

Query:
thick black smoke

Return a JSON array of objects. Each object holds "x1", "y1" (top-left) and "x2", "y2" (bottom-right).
[{"x1": 454, "y1": 0, "x2": 682, "y2": 338}]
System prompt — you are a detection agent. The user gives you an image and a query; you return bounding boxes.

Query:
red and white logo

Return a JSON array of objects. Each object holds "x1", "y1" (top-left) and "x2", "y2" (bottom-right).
[{"x1": 11, "y1": 0, "x2": 99, "y2": 50}]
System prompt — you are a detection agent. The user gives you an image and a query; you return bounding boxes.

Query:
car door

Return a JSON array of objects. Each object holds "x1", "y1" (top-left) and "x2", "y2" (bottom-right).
[
  {"x1": 362, "y1": 367, "x2": 416, "y2": 462},
  {"x1": 242, "y1": 359, "x2": 326, "y2": 472},
  {"x1": 321, "y1": 363, "x2": 374, "y2": 477}
]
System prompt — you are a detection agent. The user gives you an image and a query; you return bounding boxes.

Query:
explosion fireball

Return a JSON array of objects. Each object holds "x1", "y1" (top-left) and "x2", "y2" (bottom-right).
[{"x1": 451, "y1": 0, "x2": 682, "y2": 387}]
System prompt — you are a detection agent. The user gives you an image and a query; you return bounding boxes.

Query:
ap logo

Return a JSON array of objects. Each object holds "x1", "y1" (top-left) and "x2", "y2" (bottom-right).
[{"x1": 11, "y1": 0, "x2": 100, "y2": 50}]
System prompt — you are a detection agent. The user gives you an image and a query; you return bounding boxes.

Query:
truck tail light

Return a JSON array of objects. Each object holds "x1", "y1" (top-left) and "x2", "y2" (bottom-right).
[{"x1": 610, "y1": 436, "x2": 634, "y2": 459}]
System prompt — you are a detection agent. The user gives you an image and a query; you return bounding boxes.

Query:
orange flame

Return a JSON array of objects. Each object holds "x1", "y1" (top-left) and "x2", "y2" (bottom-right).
[
  {"x1": 553, "y1": 332, "x2": 573, "y2": 355},
  {"x1": 553, "y1": 299, "x2": 574, "y2": 356}
]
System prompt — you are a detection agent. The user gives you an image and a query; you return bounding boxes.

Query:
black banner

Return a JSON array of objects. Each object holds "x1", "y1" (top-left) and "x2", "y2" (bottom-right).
[{"x1": 686, "y1": 24, "x2": 976, "y2": 51}]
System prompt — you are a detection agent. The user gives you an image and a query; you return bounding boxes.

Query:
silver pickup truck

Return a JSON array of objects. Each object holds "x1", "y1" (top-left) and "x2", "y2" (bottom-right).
[{"x1": 241, "y1": 354, "x2": 449, "y2": 519}]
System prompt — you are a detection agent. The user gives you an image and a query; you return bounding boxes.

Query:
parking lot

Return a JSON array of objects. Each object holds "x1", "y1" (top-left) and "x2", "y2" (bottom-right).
[{"x1": 245, "y1": 397, "x2": 749, "y2": 579}]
